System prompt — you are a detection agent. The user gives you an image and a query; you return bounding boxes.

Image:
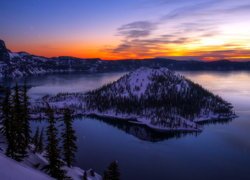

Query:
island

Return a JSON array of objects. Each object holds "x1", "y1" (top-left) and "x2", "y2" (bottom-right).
[{"x1": 34, "y1": 67, "x2": 236, "y2": 132}]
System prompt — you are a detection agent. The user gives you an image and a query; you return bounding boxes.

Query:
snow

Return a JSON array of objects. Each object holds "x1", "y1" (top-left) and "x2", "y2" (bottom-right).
[
  {"x1": 85, "y1": 110, "x2": 202, "y2": 132},
  {"x1": 8, "y1": 52, "x2": 20, "y2": 59},
  {"x1": 64, "y1": 167, "x2": 102, "y2": 180},
  {"x1": 0, "y1": 134, "x2": 102, "y2": 180},
  {"x1": 95, "y1": 67, "x2": 190, "y2": 99},
  {"x1": 0, "y1": 153, "x2": 53, "y2": 180}
]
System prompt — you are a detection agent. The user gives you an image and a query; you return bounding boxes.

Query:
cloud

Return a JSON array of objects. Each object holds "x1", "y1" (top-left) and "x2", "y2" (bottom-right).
[
  {"x1": 160, "y1": 0, "x2": 218, "y2": 20},
  {"x1": 117, "y1": 21, "x2": 157, "y2": 38},
  {"x1": 160, "y1": 0, "x2": 250, "y2": 23},
  {"x1": 214, "y1": 4, "x2": 250, "y2": 14},
  {"x1": 109, "y1": 35, "x2": 193, "y2": 58},
  {"x1": 198, "y1": 49, "x2": 250, "y2": 56},
  {"x1": 104, "y1": 0, "x2": 250, "y2": 60},
  {"x1": 112, "y1": 43, "x2": 131, "y2": 53}
]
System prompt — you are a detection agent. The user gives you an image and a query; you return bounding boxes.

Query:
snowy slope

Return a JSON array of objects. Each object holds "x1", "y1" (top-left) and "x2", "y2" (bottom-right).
[
  {"x1": 0, "y1": 154, "x2": 53, "y2": 180},
  {"x1": 93, "y1": 67, "x2": 189, "y2": 98},
  {"x1": 0, "y1": 151, "x2": 101, "y2": 180},
  {"x1": 0, "y1": 134, "x2": 102, "y2": 180}
]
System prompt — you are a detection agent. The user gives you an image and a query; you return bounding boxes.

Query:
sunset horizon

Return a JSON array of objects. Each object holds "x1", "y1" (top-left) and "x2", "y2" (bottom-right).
[
  {"x1": 1, "y1": 1, "x2": 250, "y2": 180},
  {"x1": 1, "y1": 0, "x2": 250, "y2": 61}
]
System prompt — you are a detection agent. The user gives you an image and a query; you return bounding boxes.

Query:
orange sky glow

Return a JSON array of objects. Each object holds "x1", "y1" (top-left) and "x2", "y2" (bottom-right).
[{"x1": 1, "y1": 0, "x2": 250, "y2": 61}]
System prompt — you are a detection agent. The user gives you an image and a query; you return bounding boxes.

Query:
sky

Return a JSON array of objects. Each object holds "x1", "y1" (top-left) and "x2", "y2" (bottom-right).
[{"x1": 1, "y1": 0, "x2": 250, "y2": 61}]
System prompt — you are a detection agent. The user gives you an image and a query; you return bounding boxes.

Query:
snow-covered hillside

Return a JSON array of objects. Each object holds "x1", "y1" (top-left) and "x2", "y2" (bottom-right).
[
  {"x1": 92, "y1": 67, "x2": 189, "y2": 98},
  {"x1": 0, "y1": 154, "x2": 53, "y2": 180},
  {"x1": 0, "y1": 146, "x2": 101, "y2": 180},
  {"x1": 0, "y1": 134, "x2": 101, "y2": 180},
  {"x1": 35, "y1": 67, "x2": 235, "y2": 132}
]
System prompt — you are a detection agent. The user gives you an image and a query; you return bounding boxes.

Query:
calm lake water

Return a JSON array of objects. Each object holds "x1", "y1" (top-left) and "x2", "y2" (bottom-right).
[{"x1": 2, "y1": 71, "x2": 250, "y2": 180}]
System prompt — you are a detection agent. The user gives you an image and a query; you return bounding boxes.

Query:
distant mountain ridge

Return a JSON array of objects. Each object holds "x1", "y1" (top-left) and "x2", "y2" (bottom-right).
[{"x1": 1, "y1": 39, "x2": 250, "y2": 78}]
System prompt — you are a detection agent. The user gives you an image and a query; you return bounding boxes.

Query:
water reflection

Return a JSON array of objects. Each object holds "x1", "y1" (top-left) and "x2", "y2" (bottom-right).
[
  {"x1": 88, "y1": 115, "x2": 201, "y2": 142},
  {"x1": 197, "y1": 118, "x2": 233, "y2": 126}
]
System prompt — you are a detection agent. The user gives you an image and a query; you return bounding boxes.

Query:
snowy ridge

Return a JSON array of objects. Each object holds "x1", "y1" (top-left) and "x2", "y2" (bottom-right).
[
  {"x1": 1, "y1": 39, "x2": 250, "y2": 78},
  {"x1": 0, "y1": 40, "x2": 102, "y2": 78},
  {"x1": 33, "y1": 67, "x2": 235, "y2": 132}
]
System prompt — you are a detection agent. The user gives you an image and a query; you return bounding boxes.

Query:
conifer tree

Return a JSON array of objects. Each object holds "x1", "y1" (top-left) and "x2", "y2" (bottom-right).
[
  {"x1": 11, "y1": 83, "x2": 27, "y2": 161},
  {"x1": 62, "y1": 108, "x2": 77, "y2": 167},
  {"x1": 103, "y1": 161, "x2": 120, "y2": 180},
  {"x1": 82, "y1": 171, "x2": 88, "y2": 180},
  {"x1": 2, "y1": 83, "x2": 30, "y2": 161},
  {"x1": 1, "y1": 88, "x2": 11, "y2": 137},
  {"x1": 32, "y1": 127, "x2": 40, "y2": 152},
  {"x1": 37, "y1": 128, "x2": 44, "y2": 153},
  {"x1": 2, "y1": 88, "x2": 15, "y2": 158},
  {"x1": 20, "y1": 81, "x2": 31, "y2": 146},
  {"x1": 45, "y1": 106, "x2": 65, "y2": 179}
]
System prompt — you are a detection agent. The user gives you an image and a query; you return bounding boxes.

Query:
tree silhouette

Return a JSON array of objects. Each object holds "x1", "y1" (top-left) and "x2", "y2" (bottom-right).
[
  {"x1": 62, "y1": 108, "x2": 77, "y2": 167},
  {"x1": 103, "y1": 161, "x2": 120, "y2": 180},
  {"x1": 45, "y1": 106, "x2": 65, "y2": 179}
]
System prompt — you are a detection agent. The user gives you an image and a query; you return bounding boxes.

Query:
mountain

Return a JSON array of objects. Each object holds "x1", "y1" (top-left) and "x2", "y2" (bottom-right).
[
  {"x1": 0, "y1": 40, "x2": 103, "y2": 78},
  {"x1": 0, "y1": 40, "x2": 10, "y2": 64},
  {"x1": 38, "y1": 67, "x2": 235, "y2": 132},
  {"x1": 1, "y1": 39, "x2": 250, "y2": 78}
]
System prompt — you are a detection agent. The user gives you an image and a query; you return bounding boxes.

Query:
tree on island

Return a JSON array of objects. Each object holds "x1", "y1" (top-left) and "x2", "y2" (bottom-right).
[
  {"x1": 62, "y1": 108, "x2": 77, "y2": 167},
  {"x1": 103, "y1": 161, "x2": 120, "y2": 180},
  {"x1": 45, "y1": 106, "x2": 65, "y2": 179}
]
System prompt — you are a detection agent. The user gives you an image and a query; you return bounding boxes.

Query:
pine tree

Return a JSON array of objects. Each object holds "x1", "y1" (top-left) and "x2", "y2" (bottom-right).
[
  {"x1": 1, "y1": 88, "x2": 11, "y2": 136},
  {"x1": 11, "y1": 83, "x2": 28, "y2": 161},
  {"x1": 62, "y1": 108, "x2": 77, "y2": 167},
  {"x1": 82, "y1": 171, "x2": 88, "y2": 180},
  {"x1": 103, "y1": 161, "x2": 120, "y2": 180},
  {"x1": 37, "y1": 128, "x2": 44, "y2": 153},
  {"x1": 2, "y1": 88, "x2": 15, "y2": 158},
  {"x1": 45, "y1": 106, "x2": 65, "y2": 179},
  {"x1": 2, "y1": 84, "x2": 30, "y2": 161},
  {"x1": 20, "y1": 81, "x2": 31, "y2": 147},
  {"x1": 32, "y1": 127, "x2": 40, "y2": 152}
]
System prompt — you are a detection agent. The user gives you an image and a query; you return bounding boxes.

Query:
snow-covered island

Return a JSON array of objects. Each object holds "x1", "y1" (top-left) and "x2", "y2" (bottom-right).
[{"x1": 33, "y1": 67, "x2": 235, "y2": 132}]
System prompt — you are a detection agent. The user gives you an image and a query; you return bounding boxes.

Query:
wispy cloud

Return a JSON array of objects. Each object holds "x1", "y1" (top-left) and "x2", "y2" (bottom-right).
[
  {"x1": 104, "y1": 0, "x2": 250, "y2": 60},
  {"x1": 117, "y1": 21, "x2": 157, "y2": 38},
  {"x1": 160, "y1": 0, "x2": 218, "y2": 20}
]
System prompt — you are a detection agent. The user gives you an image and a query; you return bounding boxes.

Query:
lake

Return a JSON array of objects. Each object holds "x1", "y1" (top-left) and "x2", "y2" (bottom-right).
[{"x1": 2, "y1": 71, "x2": 250, "y2": 180}]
